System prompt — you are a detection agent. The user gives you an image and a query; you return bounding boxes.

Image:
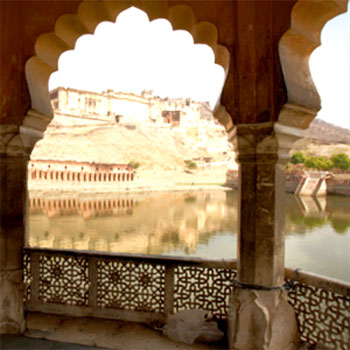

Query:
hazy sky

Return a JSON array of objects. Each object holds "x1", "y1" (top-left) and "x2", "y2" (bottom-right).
[
  {"x1": 310, "y1": 6, "x2": 349, "y2": 129},
  {"x1": 50, "y1": 6, "x2": 349, "y2": 128},
  {"x1": 49, "y1": 7, "x2": 225, "y2": 107}
]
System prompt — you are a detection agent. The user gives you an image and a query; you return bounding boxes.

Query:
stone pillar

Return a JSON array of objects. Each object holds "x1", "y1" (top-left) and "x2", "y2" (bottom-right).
[
  {"x1": 0, "y1": 127, "x2": 26, "y2": 333},
  {"x1": 0, "y1": 119, "x2": 44, "y2": 334},
  {"x1": 227, "y1": 122, "x2": 304, "y2": 350}
]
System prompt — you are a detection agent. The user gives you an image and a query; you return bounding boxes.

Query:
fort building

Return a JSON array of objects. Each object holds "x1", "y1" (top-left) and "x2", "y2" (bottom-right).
[{"x1": 50, "y1": 86, "x2": 201, "y2": 132}]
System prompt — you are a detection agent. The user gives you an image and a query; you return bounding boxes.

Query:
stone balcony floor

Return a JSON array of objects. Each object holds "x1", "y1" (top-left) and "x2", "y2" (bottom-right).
[
  {"x1": 2, "y1": 313, "x2": 226, "y2": 350},
  {"x1": 1, "y1": 313, "x2": 324, "y2": 350},
  {"x1": 1, "y1": 334, "x2": 106, "y2": 349}
]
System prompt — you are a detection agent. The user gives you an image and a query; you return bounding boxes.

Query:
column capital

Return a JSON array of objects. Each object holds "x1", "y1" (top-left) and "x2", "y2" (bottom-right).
[
  {"x1": 278, "y1": 103, "x2": 318, "y2": 130},
  {"x1": 0, "y1": 109, "x2": 47, "y2": 157},
  {"x1": 0, "y1": 125, "x2": 24, "y2": 157},
  {"x1": 230, "y1": 121, "x2": 305, "y2": 164},
  {"x1": 274, "y1": 122, "x2": 306, "y2": 163}
]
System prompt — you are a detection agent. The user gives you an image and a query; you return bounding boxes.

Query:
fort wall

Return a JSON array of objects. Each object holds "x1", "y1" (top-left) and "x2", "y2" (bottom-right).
[{"x1": 28, "y1": 159, "x2": 134, "y2": 191}]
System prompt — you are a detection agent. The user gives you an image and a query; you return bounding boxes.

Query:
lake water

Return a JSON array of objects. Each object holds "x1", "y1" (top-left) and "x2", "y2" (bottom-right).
[{"x1": 28, "y1": 189, "x2": 350, "y2": 282}]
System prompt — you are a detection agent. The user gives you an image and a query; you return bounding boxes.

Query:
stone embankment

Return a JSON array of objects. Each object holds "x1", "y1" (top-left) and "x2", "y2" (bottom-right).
[
  {"x1": 226, "y1": 169, "x2": 350, "y2": 196},
  {"x1": 285, "y1": 168, "x2": 350, "y2": 196}
]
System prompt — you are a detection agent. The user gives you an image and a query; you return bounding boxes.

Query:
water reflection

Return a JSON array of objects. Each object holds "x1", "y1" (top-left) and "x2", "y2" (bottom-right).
[
  {"x1": 285, "y1": 194, "x2": 349, "y2": 281},
  {"x1": 28, "y1": 190, "x2": 349, "y2": 281},
  {"x1": 285, "y1": 194, "x2": 350, "y2": 235},
  {"x1": 29, "y1": 191, "x2": 238, "y2": 255}
]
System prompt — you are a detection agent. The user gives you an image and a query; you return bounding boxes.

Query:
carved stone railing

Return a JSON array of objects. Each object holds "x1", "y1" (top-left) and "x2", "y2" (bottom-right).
[
  {"x1": 285, "y1": 268, "x2": 350, "y2": 350},
  {"x1": 23, "y1": 248, "x2": 350, "y2": 349},
  {"x1": 23, "y1": 247, "x2": 236, "y2": 323}
]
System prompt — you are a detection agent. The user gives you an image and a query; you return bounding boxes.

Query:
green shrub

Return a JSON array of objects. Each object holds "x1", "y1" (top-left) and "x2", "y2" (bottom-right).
[
  {"x1": 184, "y1": 160, "x2": 197, "y2": 169},
  {"x1": 128, "y1": 161, "x2": 140, "y2": 169},
  {"x1": 304, "y1": 156, "x2": 333, "y2": 170},
  {"x1": 330, "y1": 153, "x2": 350, "y2": 170},
  {"x1": 291, "y1": 151, "x2": 306, "y2": 164}
]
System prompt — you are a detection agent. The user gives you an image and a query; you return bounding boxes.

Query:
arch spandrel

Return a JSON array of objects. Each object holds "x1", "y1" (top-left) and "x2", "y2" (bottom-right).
[
  {"x1": 193, "y1": 21, "x2": 218, "y2": 53},
  {"x1": 139, "y1": 1, "x2": 169, "y2": 21},
  {"x1": 168, "y1": 5, "x2": 195, "y2": 32},
  {"x1": 215, "y1": 45, "x2": 230, "y2": 77},
  {"x1": 35, "y1": 33, "x2": 71, "y2": 71},
  {"x1": 24, "y1": 0, "x2": 231, "y2": 137},
  {"x1": 278, "y1": 0, "x2": 348, "y2": 129},
  {"x1": 77, "y1": 1, "x2": 112, "y2": 33},
  {"x1": 25, "y1": 56, "x2": 55, "y2": 118},
  {"x1": 55, "y1": 14, "x2": 90, "y2": 49},
  {"x1": 291, "y1": 0, "x2": 348, "y2": 44}
]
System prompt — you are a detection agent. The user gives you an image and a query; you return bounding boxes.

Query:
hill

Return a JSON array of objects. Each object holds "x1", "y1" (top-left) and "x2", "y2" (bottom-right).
[
  {"x1": 304, "y1": 119, "x2": 350, "y2": 144},
  {"x1": 290, "y1": 119, "x2": 350, "y2": 157},
  {"x1": 31, "y1": 106, "x2": 235, "y2": 172},
  {"x1": 31, "y1": 112, "x2": 349, "y2": 172}
]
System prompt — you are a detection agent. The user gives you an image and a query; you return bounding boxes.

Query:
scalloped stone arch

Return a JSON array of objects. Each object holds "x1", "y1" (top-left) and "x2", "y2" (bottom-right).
[
  {"x1": 24, "y1": 0, "x2": 231, "y2": 139},
  {"x1": 23, "y1": 0, "x2": 348, "y2": 147},
  {"x1": 278, "y1": 0, "x2": 348, "y2": 130}
]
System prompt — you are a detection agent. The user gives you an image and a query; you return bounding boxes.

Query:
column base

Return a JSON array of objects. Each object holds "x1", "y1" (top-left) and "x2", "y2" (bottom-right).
[{"x1": 227, "y1": 288, "x2": 300, "y2": 350}]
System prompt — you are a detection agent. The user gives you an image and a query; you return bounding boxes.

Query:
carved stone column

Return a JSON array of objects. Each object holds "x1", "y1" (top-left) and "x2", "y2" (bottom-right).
[
  {"x1": 0, "y1": 115, "x2": 45, "y2": 334},
  {"x1": 227, "y1": 122, "x2": 305, "y2": 350}
]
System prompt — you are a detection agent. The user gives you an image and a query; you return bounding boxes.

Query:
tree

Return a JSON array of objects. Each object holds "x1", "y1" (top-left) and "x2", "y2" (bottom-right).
[
  {"x1": 330, "y1": 153, "x2": 350, "y2": 170},
  {"x1": 291, "y1": 151, "x2": 306, "y2": 164}
]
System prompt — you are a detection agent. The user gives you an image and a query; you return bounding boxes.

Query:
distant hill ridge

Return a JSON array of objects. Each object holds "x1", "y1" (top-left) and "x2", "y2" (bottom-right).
[{"x1": 306, "y1": 119, "x2": 350, "y2": 144}]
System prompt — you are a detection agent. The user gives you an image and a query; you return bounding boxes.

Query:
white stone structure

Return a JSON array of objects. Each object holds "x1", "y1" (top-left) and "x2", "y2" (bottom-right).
[{"x1": 50, "y1": 87, "x2": 201, "y2": 132}]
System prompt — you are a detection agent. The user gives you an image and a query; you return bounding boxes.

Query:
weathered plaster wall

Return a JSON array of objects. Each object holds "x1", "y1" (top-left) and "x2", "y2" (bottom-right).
[{"x1": 0, "y1": 1, "x2": 80, "y2": 125}]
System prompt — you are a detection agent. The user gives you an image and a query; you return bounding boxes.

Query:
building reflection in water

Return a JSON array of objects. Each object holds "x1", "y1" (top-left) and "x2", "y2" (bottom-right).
[
  {"x1": 28, "y1": 190, "x2": 239, "y2": 255},
  {"x1": 28, "y1": 190, "x2": 350, "y2": 254},
  {"x1": 28, "y1": 190, "x2": 350, "y2": 280}
]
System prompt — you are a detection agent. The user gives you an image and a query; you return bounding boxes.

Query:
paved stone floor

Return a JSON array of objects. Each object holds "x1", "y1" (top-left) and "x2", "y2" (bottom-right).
[
  {"x1": 0, "y1": 334, "x2": 105, "y2": 349},
  {"x1": 5, "y1": 313, "x2": 227, "y2": 350}
]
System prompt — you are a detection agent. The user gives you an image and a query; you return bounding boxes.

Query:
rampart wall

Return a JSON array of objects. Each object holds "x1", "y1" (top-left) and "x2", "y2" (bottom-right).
[{"x1": 28, "y1": 159, "x2": 134, "y2": 191}]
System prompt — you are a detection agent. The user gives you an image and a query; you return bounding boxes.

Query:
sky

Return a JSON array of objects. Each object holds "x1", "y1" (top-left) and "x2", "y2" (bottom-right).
[
  {"x1": 310, "y1": 6, "x2": 349, "y2": 129},
  {"x1": 49, "y1": 7, "x2": 225, "y2": 108},
  {"x1": 50, "y1": 6, "x2": 349, "y2": 128}
]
